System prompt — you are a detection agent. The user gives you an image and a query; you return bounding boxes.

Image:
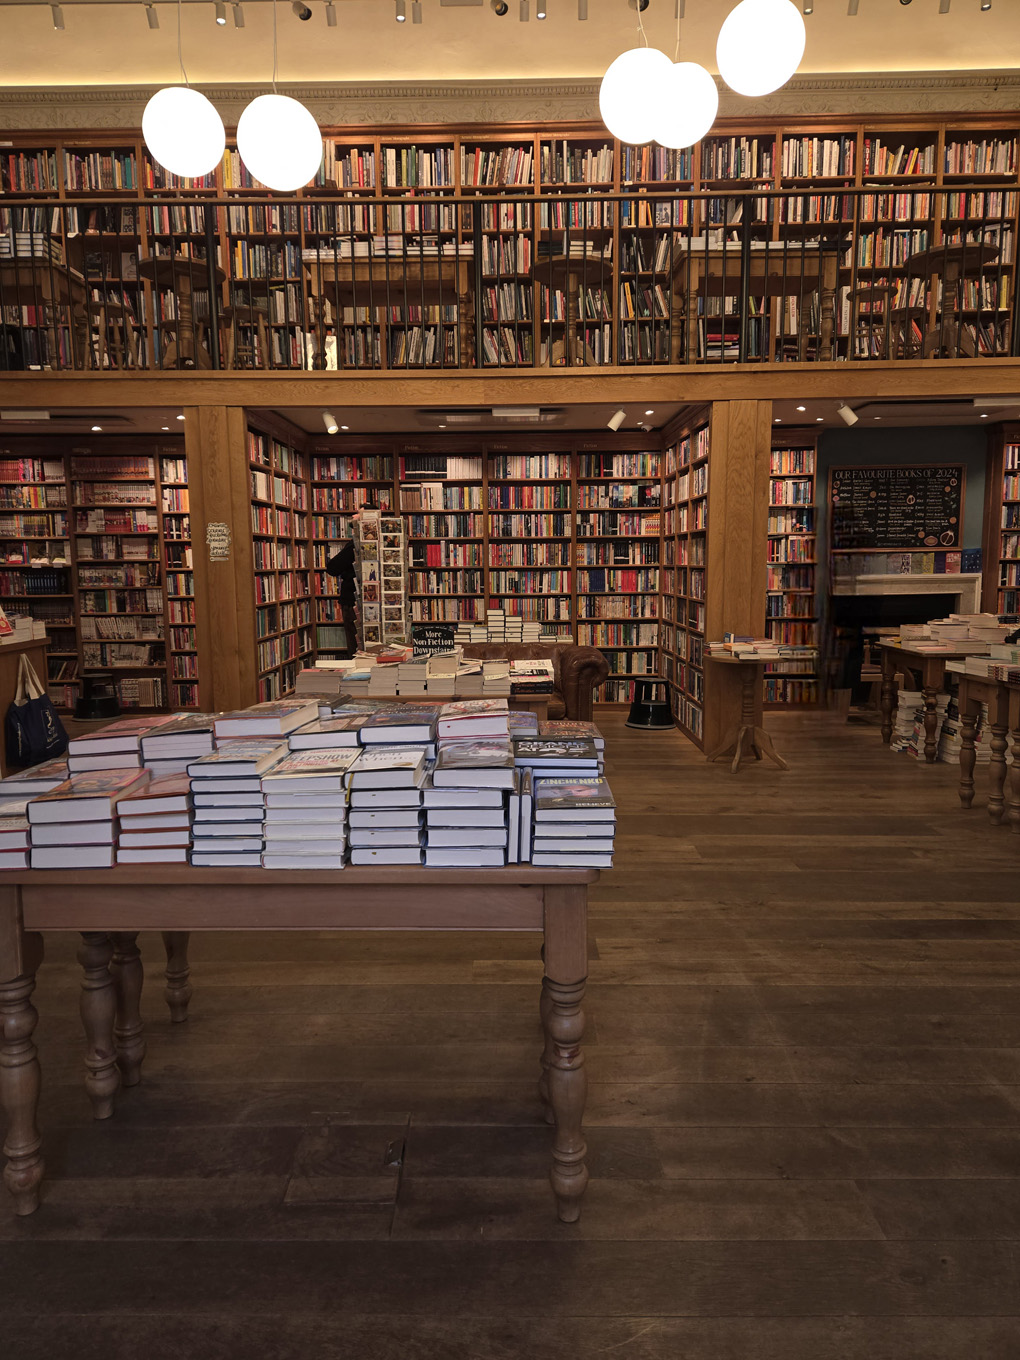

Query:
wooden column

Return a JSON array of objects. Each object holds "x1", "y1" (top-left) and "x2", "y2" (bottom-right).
[
  {"x1": 703, "y1": 399, "x2": 772, "y2": 755},
  {"x1": 185, "y1": 404, "x2": 258, "y2": 712}
]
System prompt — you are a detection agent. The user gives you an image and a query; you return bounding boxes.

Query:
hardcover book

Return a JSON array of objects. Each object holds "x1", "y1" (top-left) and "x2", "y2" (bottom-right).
[
  {"x1": 507, "y1": 711, "x2": 540, "y2": 736},
  {"x1": 214, "y1": 699, "x2": 320, "y2": 739},
  {"x1": 187, "y1": 742, "x2": 288, "y2": 778},
  {"x1": 539, "y1": 720, "x2": 605, "y2": 748},
  {"x1": 360, "y1": 704, "x2": 440, "y2": 745},
  {"x1": 27, "y1": 768, "x2": 151, "y2": 825},
  {"x1": 533, "y1": 777, "x2": 616, "y2": 821},
  {"x1": 432, "y1": 739, "x2": 515, "y2": 789},
  {"x1": 289, "y1": 715, "x2": 369, "y2": 749},
  {"x1": 261, "y1": 748, "x2": 360, "y2": 792},
  {"x1": 347, "y1": 746, "x2": 428, "y2": 789},
  {"x1": 140, "y1": 713, "x2": 218, "y2": 758},
  {"x1": 512, "y1": 738, "x2": 600, "y2": 767},
  {"x1": 118, "y1": 774, "x2": 192, "y2": 817},
  {"x1": 67, "y1": 715, "x2": 175, "y2": 756},
  {"x1": 0, "y1": 758, "x2": 70, "y2": 797},
  {"x1": 0, "y1": 799, "x2": 31, "y2": 850},
  {"x1": 437, "y1": 698, "x2": 510, "y2": 739}
]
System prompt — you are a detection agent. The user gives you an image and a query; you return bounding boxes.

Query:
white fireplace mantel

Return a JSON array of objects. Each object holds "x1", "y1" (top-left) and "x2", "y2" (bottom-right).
[{"x1": 832, "y1": 573, "x2": 983, "y2": 611}]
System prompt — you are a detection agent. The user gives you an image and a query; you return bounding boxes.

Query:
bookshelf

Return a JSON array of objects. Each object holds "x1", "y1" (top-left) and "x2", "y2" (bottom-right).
[
  {"x1": 160, "y1": 450, "x2": 200, "y2": 709},
  {"x1": 765, "y1": 434, "x2": 819, "y2": 706},
  {"x1": 246, "y1": 418, "x2": 314, "y2": 701},
  {"x1": 488, "y1": 449, "x2": 572, "y2": 630},
  {"x1": 985, "y1": 425, "x2": 1020, "y2": 623}
]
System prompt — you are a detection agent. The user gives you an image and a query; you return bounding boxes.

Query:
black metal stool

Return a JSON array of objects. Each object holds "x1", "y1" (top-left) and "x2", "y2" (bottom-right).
[
  {"x1": 625, "y1": 676, "x2": 674, "y2": 730},
  {"x1": 75, "y1": 671, "x2": 121, "y2": 721}
]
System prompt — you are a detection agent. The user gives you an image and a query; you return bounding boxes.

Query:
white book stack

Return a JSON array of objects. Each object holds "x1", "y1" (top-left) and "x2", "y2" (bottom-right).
[
  {"x1": 140, "y1": 713, "x2": 217, "y2": 778},
  {"x1": 0, "y1": 799, "x2": 32, "y2": 870},
  {"x1": 425, "y1": 724, "x2": 515, "y2": 867},
  {"x1": 27, "y1": 768, "x2": 152, "y2": 869},
  {"x1": 530, "y1": 775, "x2": 616, "y2": 869},
  {"x1": 187, "y1": 741, "x2": 287, "y2": 866},
  {"x1": 346, "y1": 745, "x2": 429, "y2": 865},
  {"x1": 116, "y1": 774, "x2": 193, "y2": 864},
  {"x1": 481, "y1": 660, "x2": 512, "y2": 697},
  {"x1": 66, "y1": 716, "x2": 172, "y2": 775},
  {"x1": 260, "y1": 748, "x2": 358, "y2": 869},
  {"x1": 521, "y1": 621, "x2": 543, "y2": 642}
]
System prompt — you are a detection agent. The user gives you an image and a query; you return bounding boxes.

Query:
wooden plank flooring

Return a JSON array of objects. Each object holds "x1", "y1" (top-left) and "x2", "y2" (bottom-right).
[{"x1": 2, "y1": 711, "x2": 1019, "y2": 1358}]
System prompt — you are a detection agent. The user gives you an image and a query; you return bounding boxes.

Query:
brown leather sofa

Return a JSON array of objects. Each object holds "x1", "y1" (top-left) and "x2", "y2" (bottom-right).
[{"x1": 460, "y1": 642, "x2": 609, "y2": 722}]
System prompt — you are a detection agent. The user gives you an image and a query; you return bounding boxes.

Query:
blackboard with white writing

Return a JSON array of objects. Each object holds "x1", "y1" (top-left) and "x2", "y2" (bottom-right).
[
  {"x1": 830, "y1": 464, "x2": 964, "y2": 551},
  {"x1": 411, "y1": 622, "x2": 457, "y2": 656}
]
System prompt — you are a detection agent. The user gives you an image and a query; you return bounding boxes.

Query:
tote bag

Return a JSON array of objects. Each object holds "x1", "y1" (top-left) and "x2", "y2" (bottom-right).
[{"x1": 4, "y1": 653, "x2": 68, "y2": 768}]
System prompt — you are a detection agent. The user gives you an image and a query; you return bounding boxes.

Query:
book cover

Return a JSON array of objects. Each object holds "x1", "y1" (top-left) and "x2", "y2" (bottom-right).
[
  {"x1": 0, "y1": 757, "x2": 70, "y2": 794},
  {"x1": 539, "y1": 721, "x2": 605, "y2": 745},
  {"x1": 512, "y1": 738, "x2": 599, "y2": 765},
  {"x1": 262, "y1": 748, "x2": 359, "y2": 781},
  {"x1": 534, "y1": 777, "x2": 616, "y2": 815},
  {"x1": 140, "y1": 713, "x2": 218, "y2": 750},
  {"x1": 360, "y1": 704, "x2": 440, "y2": 741},
  {"x1": 68, "y1": 715, "x2": 173, "y2": 753},
  {"x1": 507, "y1": 711, "x2": 540, "y2": 735},
  {"x1": 214, "y1": 699, "x2": 319, "y2": 736},
  {"x1": 439, "y1": 699, "x2": 509, "y2": 719},
  {"x1": 289, "y1": 715, "x2": 369, "y2": 747},
  {"x1": 28, "y1": 768, "x2": 151, "y2": 823},
  {"x1": 188, "y1": 742, "x2": 288, "y2": 776},
  {"x1": 118, "y1": 774, "x2": 192, "y2": 815},
  {"x1": 349, "y1": 746, "x2": 427, "y2": 774},
  {"x1": 434, "y1": 739, "x2": 514, "y2": 772}
]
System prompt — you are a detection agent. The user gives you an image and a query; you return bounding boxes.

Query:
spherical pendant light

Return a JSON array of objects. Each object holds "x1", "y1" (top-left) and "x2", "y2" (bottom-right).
[
  {"x1": 653, "y1": 62, "x2": 719, "y2": 150},
  {"x1": 599, "y1": 47, "x2": 673, "y2": 146},
  {"x1": 142, "y1": 86, "x2": 226, "y2": 179},
  {"x1": 236, "y1": 93, "x2": 323, "y2": 192},
  {"x1": 716, "y1": 0, "x2": 806, "y2": 98}
]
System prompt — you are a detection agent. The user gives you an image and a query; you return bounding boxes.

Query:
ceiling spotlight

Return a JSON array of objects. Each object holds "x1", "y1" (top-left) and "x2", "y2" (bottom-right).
[
  {"x1": 578, "y1": 0, "x2": 588, "y2": 16},
  {"x1": 536, "y1": 0, "x2": 546, "y2": 14},
  {"x1": 491, "y1": 0, "x2": 509, "y2": 11},
  {"x1": 233, "y1": 3, "x2": 245, "y2": 26},
  {"x1": 796, "y1": 404, "x2": 806, "y2": 412},
  {"x1": 520, "y1": 0, "x2": 529, "y2": 17},
  {"x1": 215, "y1": 1, "x2": 226, "y2": 23},
  {"x1": 292, "y1": 1, "x2": 312, "y2": 16},
  {"x1": 774, "y1": 417, "x2": 782, "y2": 423},
  {"x1": 607, "y1": 409, "x2": 627, "y2": 432},
  {"x1": 325, "y1": 0, "x2": 336, "y2": 21},
  {"x1": 938, "y1": 0, "x2": 949, "y2": 10},
  {"x1": 395, "y1": 0, "x2": 406, "y2": 19},
  {"x1": 322, "y1": 412, "x2": 339, "y2": 434},
  {"x1": 145, "y1": 4, "x2": 159, "y2": 28},
  {"x1": 980, "y1": 0, "x2": 991, "y2": 9},
  {"x1": 980, "y1": 412, "x2": 989, "y2": 418},
  {"x1": 836, "y1": 402, "x2": 858, "y2": 427},
  {"x1": 802, "y1": 0, "x2": 812, "y2": 12},
  {"x1": 176, "y1": 413, "x2": 185, "y2": 421},
  {"x1": 815, "y1": 417, "x2": 823, "y2": 422},
  {"x1": 91, "y1": 425, "x2": 103, "y2": 432},
  {"x1": 847, "y1": 0, "x2": 859, "y2": 12},
  {"x1": 161, "y1": 425, "x2": 170, "y2": 431},
  {"x1": 51, "y1": 4, "x2": 64, "y2": 28},
  {"x1": 340, "y1": 424, "x2": 349, "y2": 431},
  {"x1": 412, "y1": 0, "x2": 422, "y2": 19},
  {"x1": 645, "y1": 409, "x2": 654, "y2": 415}
]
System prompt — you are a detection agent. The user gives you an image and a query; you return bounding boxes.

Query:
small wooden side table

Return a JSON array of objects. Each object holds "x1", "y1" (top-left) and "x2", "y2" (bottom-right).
[{"x1": 705, "y1": 656, "x2": 789, "y2": 773}]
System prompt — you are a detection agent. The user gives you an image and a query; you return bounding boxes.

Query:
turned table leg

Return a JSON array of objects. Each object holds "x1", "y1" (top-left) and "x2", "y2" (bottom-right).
[
  {"x1": 880, "y1": 652, "x2": 896, "y2": 745},
  {"x1": 959, "y1": 706, "x2": 978, "y2": 809},
  {"x1": 922, "y1": 685, "x2": 940, "y2": 764},
  {"x1": 110, "y1": 932, "x2": 145, "y2": 1087},
  {"x1": 0, "y1": 931, "x2": 45, "y2": 1215},
  {"x1": 542, "y1": 976, "x2": 588, "y2": 1223},
  {"x1": 161, "y1": 931, "x2": 192, "y2": 1023},
  {"x1": 1008, "y1": 724, "x2": 1020, "y2": 835},
  {"x1": 78, "y1": 932, "x2": 119, "y2": 1120},
  {"x1": 987, "y1": 719, "x2": 1008, "y2": 825}
]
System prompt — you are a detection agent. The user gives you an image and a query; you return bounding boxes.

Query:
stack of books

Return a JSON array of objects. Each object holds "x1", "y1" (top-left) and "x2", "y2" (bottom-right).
[
  {"x1": 0, "y1": 798, "x2": 32, "y2": 870},
  {"x1": 0, "y1": 758, "x2": 69, "y2": 799},
  {"x1": 395, "y1": 658, "x2": 429, "y2": 696},
  {"x1": 260, "y1": 748, "x2": 357, "y2": 869},
  {"x1": 66, "y1": 716, "x2": 171, "y2": 774},
  {"x1": 426, "y1": 699, "x2": 514, "y2": 867},
  {"x1": 213, "y1": 699, "x2": 318, "y2": 741},
  {"x1": 529, "y1": 776, "x2": 616, "y2": 868},
  {"x1": 510, "y1": 659, "x2": 555, "y2": 696},
  {"x1": 187, "y1": 741, "x2": 285, "y2": 866},
  {"x1": 139, "y1": 713, "x2": 216, "y2": 777},
  {"x1": 347, "y1": 745, "x2": 429, "y2": 865},
  {"x1": 28, "y1": 768, "x2": 151, "y2": 869},
  {"x1": 294, "y1": 661, "x2": 357, "y2": 697},
  {"x1": 512, "y1": 736, "x2": 603, "y2": 781},
  {"x1": 116, "y1": 774, "x2": 193, "y2": 864}
]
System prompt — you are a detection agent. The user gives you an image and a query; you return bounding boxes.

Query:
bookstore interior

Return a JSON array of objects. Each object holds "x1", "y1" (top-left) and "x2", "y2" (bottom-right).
[{"x1": 0, "y1": 0, "x2": 1019, "y2": 1338}]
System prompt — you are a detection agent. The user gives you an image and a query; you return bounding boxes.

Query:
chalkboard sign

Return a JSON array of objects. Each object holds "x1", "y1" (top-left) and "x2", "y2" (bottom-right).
[
  {"x1": 411, "y1": 622, "x2": 457, "y2": 656},
  {"x1": 830, "y1": 464, "x2": 965, "y2": 551}
]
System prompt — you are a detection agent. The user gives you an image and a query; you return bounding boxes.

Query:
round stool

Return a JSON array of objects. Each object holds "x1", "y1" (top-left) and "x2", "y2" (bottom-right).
[
  {"x1": 625, "y1": 677, "x2": 674, "y2": 730},
  {"x1": 75, "y1": 671, "x2": 121, "y2": 721}
]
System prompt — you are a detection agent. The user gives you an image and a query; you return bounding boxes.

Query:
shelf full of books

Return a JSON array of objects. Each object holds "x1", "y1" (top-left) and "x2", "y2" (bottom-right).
[
  {"x1": 990, "y1": 427, "x2": 1020, "y2": 622},
  {"x1": 765, "y1": 436, "x2": 819, "y2": 706},
  {"x1": 0, "y1": 438, "x2": 192, "y2": 712}
]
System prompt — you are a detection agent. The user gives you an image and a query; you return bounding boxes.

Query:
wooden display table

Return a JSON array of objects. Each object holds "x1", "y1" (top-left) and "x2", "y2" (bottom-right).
[
  {"x1": 0, "y1": 637, "x2": 50, "y2": 777},
  {"x1": 0, "y1": 865, "x2": 596, "y2": 1222},
  {"x1": 704, "y1": 656, "x2": 789, "y2": 773},
  {"x1": 879, "y1": 643, "x2": 976, "y2": 764},
  {"x1": 530, "y1": 252, "x2": 612, "y2": 367},
  {"x1": 134, "y1": 255, "x2": 227, "y2": 369},
  {"x1": 956, "y1": 673, "x2": 1020, "y2": 832},
  {"x1": 901, "y1": 243, "x2": 1002, "y2": 359}
]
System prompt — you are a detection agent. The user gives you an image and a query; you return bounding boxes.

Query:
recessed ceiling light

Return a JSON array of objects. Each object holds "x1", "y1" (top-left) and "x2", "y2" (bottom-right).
[
  {"x1": 980, "y1": 412, "x2": 989, "y2": 418},
  {"x1": 774, "y1": 417, "x2": 782, "y2": 423},
  {"x1": 874, "y1": 416, "x2": 881, "y2": 420},
  {"x1": 91, "y1": 424, "x2": 102, "y2": 432},
  {"x1": 796, "y1": 405, "x2": 806, "y2": 412},
  {"x1": 815, "y1": 417, "x2": 823, "y2": 422},
  {"x1": 176, "y1": 414, "x2": 185, "y2": 421},
  {"x1": 340, "y1": 425, "x2": 349, "y2": 430},
  {"x1": 644, "y1": 409, "x2": 654, "y2": 415},
  {"x1": 161, "y1": 426, "x2": 169, "y2": 431}
]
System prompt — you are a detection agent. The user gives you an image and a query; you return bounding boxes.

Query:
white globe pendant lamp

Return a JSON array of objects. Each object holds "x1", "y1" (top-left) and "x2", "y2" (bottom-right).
[
  {"x1": 653, "y1": 61, "x2": 719, "y2": 150},
  {"x1": 236, "y1": 93, "x2": 323, "y2": 192},
  {"x1": 143, "y1": 86, "x2": 226, "y2": 179},
  {"x1": 716, "y1": 0, "x2": 806, "y2": 98},
  {"x1": 599, "y1": 46, "x2": 673, "y2": 146}
]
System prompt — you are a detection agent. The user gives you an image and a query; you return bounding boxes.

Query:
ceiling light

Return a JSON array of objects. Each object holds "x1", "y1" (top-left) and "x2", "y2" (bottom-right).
[
  {"x1": 645, "y1": 409, "x2": 654, "y2": 415},
  {"x1": 161, "y1": 425, "x2": 170, "y2": 431},
  {"x1": 291, "y1": 1, "x2": 312, "y2": 18},
  {"x1": 233, "y1": 3, "x2": 246, "y2": 27},
  {"x1": 980, "y1": 413, "x2": 989, "y2": 418},
  {"x1": 492, "y1": 0, "x2": 509, "y2": 11},
  {"x1": 143, "y1": 87, "x2": 226, "y2": 179},
  {"x1": 774, "y1": 417, "x2": 782, "y2": 423},
  {"x1": 146, "y1": 4, "x2": 159, "y2": 29},
  {"x1": 325, "y1": 0, "x2": 336, "y2": 22},
  {"x1": 412, "y1": 0, "x2": 422, "y2": 19},
  {"x1": 578, "y1": 0, "x2": 587, "y2": 16},
  {"x1": 600, "y1": 48, "x2": 673, "y2": 145},
  {"x1": 815, "y1": 417, "x2": 823, "y2": 422},
  {"x1": 395, "y1": 0, "x2": 406, "y2": 19},
  {"x1": 653, "y1": 62, "x2": 719, "y2": 151},
  {"x1": 796, "y1": 405, "x2": 806, "y2": 411},
  {"x1": 215, "y1": 1, "x2": 226, "y2": 23},
  {"x1": 322, "y1": 411, "x2": 339, "y2": 434},
  {"x1": 519, "y1": 0, "x2": 528, "y2": 16},
  {"x1": 802, "y1": 0, "x2": 812, "y2": 11},
  {"x1": 536, "y1": 0, "x2": 546, "y2": 15},
  {"x1": 176, "y1": 414, "x2": 185, "y2": 421},
  {"x1": 237, "y1": 94, "x2": 323, "y2": 191},
  {"x1": 980, "y1": 1, "x2": 991, "y2": 9},
  {"x1": 836, "y1": 402, "x2": 858, "y2": 426},
  {"x1": 938, "y1": 0, "x2": 949, "y2": 10},
  {"x1": 716, "y1": 0, "x2": 806, "y2": 98},
  {"x1": 874, "y1": 416, "x2": 881, "y2": 420},
  {"x1": 340, "y1": 424, "x2": 349, "y2": 431},
  {"x1": 848, "y1": 0, "x2": 860, "y2": 11},
  {"x1": 51, "y1": 4, "x2": 64, "y2": 27},
  {"x1": 91, "y1": 425, "x2": 103, "y2": 432},
  {"x1": 607, "y1": 409, "x2": 627, "y2": 432}
]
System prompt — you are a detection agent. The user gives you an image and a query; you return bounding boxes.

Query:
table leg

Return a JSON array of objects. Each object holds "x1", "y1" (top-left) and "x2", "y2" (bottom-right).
[
  {"x1": 988, "y1": 718, "x2": 1008, "y2": 825},
  {"x1": 922, "y1": 686, "x2": 940, "y2": 764},
  {"x1": 959, "y1": 705, "x2": 978, "y2": 809},
  {"x1": 537, "y1": 977, "x2": 555, "y2": 1126},
  {"x1": 0, "y1": 931, "x2": 45, "y2": 1215},
  {"x1": 1009, "y1": 725, "x2": 1020, "y2": 835},
  {"x1": 110, "y1": 932, "x2": 145, "y2": 1087},
  {"x1": 161, "y1": 930, "x2": 192, "y2": 1023},
  {"x1": 880, "y1": 652, "x2": 896, "y2": 745},
  {"x1": 78, "y1": 932, "x2": 119, "y2": 1120},
  {"x1": 542, "y1": 884, "x2": 588, "y2": 1223}
]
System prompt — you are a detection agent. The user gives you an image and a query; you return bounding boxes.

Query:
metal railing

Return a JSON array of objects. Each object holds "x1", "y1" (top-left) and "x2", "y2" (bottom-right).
[{"x1": 1, "y1": 185, "x2": 1017, "y2": 372}]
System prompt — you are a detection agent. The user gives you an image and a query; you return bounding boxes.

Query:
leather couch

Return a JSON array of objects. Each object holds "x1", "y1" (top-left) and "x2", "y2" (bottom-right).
[{"x1": 460, "y1": 642, "x2": 609, "y2": 722}]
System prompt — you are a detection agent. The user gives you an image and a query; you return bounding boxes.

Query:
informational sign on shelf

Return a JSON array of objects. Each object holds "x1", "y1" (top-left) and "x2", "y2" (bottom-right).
[
  {"x1": 205, "y1": 521, "x2": 232, "y2": 562},
  {"x1": 411, "y1": 622, "x2": 456, "y2": 656},
  {"x1": 829, "y1": 464, "x2": 965, "y2": 551}
]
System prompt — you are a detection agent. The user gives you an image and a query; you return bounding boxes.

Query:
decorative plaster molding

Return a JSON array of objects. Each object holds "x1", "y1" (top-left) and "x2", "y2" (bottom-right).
[{"x1": 2, "y1": 70, "x2": 1020, "y2": 130}]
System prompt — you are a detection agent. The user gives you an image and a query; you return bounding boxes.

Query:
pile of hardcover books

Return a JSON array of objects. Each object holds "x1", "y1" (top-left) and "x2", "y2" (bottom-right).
[{"x1": 510, "y1": 719, "x2": 614, "y2": 868}]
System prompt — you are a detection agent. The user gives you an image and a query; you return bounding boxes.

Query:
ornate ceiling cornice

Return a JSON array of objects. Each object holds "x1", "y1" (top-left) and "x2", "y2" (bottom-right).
[{"x1": 2, "y1": 70, "x2": 1020, "y2": 130}]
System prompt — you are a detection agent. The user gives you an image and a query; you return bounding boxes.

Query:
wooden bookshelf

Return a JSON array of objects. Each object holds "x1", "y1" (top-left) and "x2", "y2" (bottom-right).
[
  {"x1": 765, "y1": 433, "x2": 819, "y2": 707},
  {"x1": 660, "y1": 415, "x2": 711, "y2": 743},
  {"x1": 983, "y1": 423, "x2": 1020, "y2": 623}
]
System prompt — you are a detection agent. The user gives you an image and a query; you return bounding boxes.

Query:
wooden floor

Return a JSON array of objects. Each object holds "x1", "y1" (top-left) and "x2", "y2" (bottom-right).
[{"x1": 2, "y1": 711, "x2": 1019, "y2": 1358}]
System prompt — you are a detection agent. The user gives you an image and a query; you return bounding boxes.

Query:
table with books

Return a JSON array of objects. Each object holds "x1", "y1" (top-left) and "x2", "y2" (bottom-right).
[
  {"x1": 879, "y1": 643, "x2": 978, "y2": 764},
  {"x1": 0, "y1": 696, "x2": 615, "y2": 1222},
  {"x1": 944, "y1": 659, "x2": 1020, "y2": 829}
]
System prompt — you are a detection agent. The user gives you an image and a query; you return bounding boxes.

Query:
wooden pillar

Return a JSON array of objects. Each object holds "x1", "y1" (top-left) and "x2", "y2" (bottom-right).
[
  {"x1": 186, "y1": 405, "x2": 258, "y2": 712},
  {"x1": 703, "y1": 399, "x2": 771, "y2": 754}
]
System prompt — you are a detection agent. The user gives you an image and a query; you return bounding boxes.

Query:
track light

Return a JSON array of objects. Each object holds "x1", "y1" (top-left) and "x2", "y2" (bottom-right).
[
  {"x1": 938, "y1": 0, "x2": 949, "y2": 10},
  {"x1": 145, "y1": 3, "x2": 159, "y2": 28},
  {"x1": 802, "y1": 0, "x2": 812, "y2": 12},
  {"x1": 847, "y1": 0, "x2": 859, "y2": 12},
  {"x1": 980, "y1": 0, "x2": 991, "y2": 9},
  {"x1": 51, "y1": 4, "x2": 64, "y2": 28},
  {"x1": 233, "y1": 2, "x2": 245, "y2": 25},
  {"x1": 491, "y1": 0, "x2": 509, "y2": 12},
  {"x1": 322, "y1": 412, "x2": 339, "y2": 435},
  {"x1": 836, "y1": 402, "x2": 858, "y2": 427},
  {"x1": 215, "y1": 1, "x2": 226, "y2": 22},
  {"x1": 607, "y1": 409, "x2": 627, "y2": 432},
  {"x1": 325, "y1": 0, "x2": 336, "y2": 21},
  {"x1": 536, "y1": 0, "x2": 546, "y2": 14},
  {"x1": 412, "y1": 0, "x2": 422, "y2": 19},
  {"x1": 291, "y1": 1, "x2": 312, "y2": 16},
  {"x1": 520, "y1": 0, "x2": 528, "y2": 16},
  {"x1": 578, "y1": 0, "x2": 587, "y2": 16},
  {"x1": 395, "y1": 0, "x2": 406, "y2": 19}
]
